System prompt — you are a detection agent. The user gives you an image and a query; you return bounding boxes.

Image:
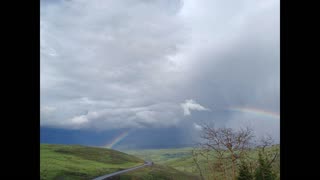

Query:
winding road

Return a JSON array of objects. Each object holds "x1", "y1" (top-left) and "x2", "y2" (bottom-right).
[{"x1": 92, "y1": 161, "x2": 153, "y2": 180}]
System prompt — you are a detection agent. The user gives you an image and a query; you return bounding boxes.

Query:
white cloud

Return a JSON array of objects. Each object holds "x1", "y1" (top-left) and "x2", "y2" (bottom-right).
[
  {"x1": 70, "y1": 115, "x2": 89, "y2": 124},
  {"x1": 193, "y1": 123, "x2": 202, "y2": 131},
  {"x1": 40, "y1": 101, "x2": 184, "y2": 130},
  {"x1": 181, "y1": 99, "x2": 209, "y2": 116}
]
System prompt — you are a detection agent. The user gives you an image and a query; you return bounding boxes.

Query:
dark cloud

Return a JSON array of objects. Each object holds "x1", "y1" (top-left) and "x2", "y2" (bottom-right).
[{"x1": 41, "y1": 0, "x2": 279, "y2": 143}]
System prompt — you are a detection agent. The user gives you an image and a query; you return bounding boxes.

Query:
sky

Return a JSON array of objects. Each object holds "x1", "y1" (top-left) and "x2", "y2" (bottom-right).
[{"x1": 40, "y1": 0, "x2": 279, "y2": 149}]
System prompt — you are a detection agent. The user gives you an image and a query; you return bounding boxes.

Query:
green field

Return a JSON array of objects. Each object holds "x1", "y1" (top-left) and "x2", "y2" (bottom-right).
[
  {"x1": 40, "y1": 144, "x2": 144, "y2": 180},
  {"x1": 126, "y1": 145, "x2": 280, "y2": 179},
  {"x1": 40, "y1": 144, "x2": 200, "y2": 180},
  {"x1": 118, "y1": 164, "x2": 200, "y2": 180},
  {"x1": 41, "y1": 144, "x2": 279, "y2": 179},
  {"x1": 125, "y1": 147, "x2": 195, "y2": 172}
]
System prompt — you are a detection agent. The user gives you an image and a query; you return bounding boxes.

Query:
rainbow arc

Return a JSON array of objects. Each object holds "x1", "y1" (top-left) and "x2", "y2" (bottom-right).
[
  {"x1": 229, "y1": 107, "x2": 280, "y2": 119},
  {"x1": 105, "y1": 130, "x2": 131, "y2": 149}
]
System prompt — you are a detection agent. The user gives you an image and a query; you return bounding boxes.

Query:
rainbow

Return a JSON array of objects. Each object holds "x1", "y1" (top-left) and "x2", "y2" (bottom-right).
[
  {"x1": 105, "y1": 130, "x2": 131, "y2": 149},
  {"x1": 229, "y1": 107, "x2": 280, "y2": 119}
]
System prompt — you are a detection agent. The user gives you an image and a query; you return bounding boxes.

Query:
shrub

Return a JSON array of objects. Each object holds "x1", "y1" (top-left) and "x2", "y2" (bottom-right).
[
  {"x1": 237, "y1": 160, "x2": 253, "y2": 180},
  {"x1": 254, "y1": 152, "x2": 276, "y2": 180}
]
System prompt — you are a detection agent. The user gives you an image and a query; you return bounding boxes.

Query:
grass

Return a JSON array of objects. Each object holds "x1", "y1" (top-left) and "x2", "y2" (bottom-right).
[
  {"x1": 40, "y1": 144, "x2": 201, "y2": 180},
  {"x1": 125, "y1": 147, "x2": 195, "y2": 172},
  {"x1": 40, "y1": 144, "x2": 144, "y2": 180},
  {"x1": 118, "y1": 164, "x2": 200, "y2": 180},
  {"x1": 125, "y1": 145, "x2": 280, "y2": 179},
  {"x1": 41, "y1": 143, "x2": 278, "y2": 180},
  {"x1": 125, "y1": 148, "x2": 193, "y2": 165}
]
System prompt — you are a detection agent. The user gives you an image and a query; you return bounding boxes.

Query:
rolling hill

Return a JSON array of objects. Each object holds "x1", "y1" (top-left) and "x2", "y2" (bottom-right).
[
  {"x1": 126, "y1": 145, "x2": 280, "y2": 179},
  {"x1": 40, "y1": 144, "x2": 199, "y2": 180},
  {"x1": 117, "y1": 164, "x2": 200, "y2": 180}
]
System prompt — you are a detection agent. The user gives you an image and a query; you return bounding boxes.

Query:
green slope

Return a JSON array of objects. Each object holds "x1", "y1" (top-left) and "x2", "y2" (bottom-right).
[
  {"x1": 125, "y1": 148, "x2": 195, "y2": 172},
  {"x1": 40, "y1": 144, "x2": 200, "y2": 180},
  {"x1": 40, "y1": 144, "x2": 144, "y2": 180},
  {"x1": 118, "y1": 164, "x2": 200, "y2": 180},
  {"x1": 126, "y1": 145, "x2": 280, "y2": 179}
]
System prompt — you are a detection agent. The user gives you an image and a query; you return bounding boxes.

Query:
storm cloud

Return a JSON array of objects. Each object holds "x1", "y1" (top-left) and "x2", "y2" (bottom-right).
[{"x1": 41, "y1": 0, "x2": 279, "y2": 140}]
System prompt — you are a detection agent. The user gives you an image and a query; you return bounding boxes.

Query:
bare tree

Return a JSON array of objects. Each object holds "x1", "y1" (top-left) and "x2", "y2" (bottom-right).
[
  {"x1": 191, "y1": 147, "x2": 205, "y2": 180},
  {"x1": 198, "y1": 146, "x2": 220, "y2": 180},
  {"x1": 210, "y1": 149, "x2": 228, "y2": 180},
  {"x1": 257, "y1": 135, "x2": 279, "y2": 167},
  {"x1": 199, "y1": 123, "x2": 254, "y2": 180}
]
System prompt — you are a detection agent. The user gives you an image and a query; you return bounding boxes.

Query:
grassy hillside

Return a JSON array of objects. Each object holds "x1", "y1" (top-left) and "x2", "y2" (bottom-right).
[
  {"x1": 118, "y1": 164, "x2": 200, "y2": 180},
  {"x1": 125, "y1": 148, "x2": 192, "y2": 163},
  {"x1": 126, "y1": 145, "x2": 280, "y2": 179},
  {"x1": 40, "y1": 144, "x2": 144, "y2": 180},
  {"x1": 107, "y1": 164, "x2": 200, "y2": 180},
  {"x1": 125, "y1": 148, "x2": 194, "y2": 172},
  {"x1": 40, "y1": 144, "x2": 200, "y2": 180}
]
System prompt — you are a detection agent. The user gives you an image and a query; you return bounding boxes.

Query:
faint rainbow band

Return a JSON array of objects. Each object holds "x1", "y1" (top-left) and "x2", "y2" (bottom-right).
[
  {"x1": 228, "y1": 107, "x2": 280, "y2": 119},
  {"x1": 105, "y1": 130, "x2": 131, "y2": 149},
  {"x1": 105, "y1": 107, "x2": 279, "y2": 149}
]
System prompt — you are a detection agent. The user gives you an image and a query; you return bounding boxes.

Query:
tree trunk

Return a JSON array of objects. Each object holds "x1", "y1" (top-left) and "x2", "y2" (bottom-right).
[{"x1": 232, "y1": 159, "x2": 236, "y2": 180}]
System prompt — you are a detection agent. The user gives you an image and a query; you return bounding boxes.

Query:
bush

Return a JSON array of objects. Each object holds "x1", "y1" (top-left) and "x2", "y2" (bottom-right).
[
  {"x1": 254, "y1": 152, "x2": 276, "y2": 180},
  {"x1": 237, "y1": 160, "x2": 253, "y2": 180}
]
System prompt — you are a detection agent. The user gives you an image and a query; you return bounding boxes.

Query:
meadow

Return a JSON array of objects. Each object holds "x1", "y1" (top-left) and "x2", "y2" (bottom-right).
[
  {"x1": 40, "y1": 144, "x2": 200, "y2": 180},
  {"x1": 118, "y1": 164, "x2": 200, "y2": 180},
  {"x1": 41, "y1": 143, "x2": 279, "y2": 179},
  {"x1": 126, "y1": 145, "x2": 280, "y2": 180},
  {"x1": 40, "y1": 144, "x2": 144, "y2": 179}
]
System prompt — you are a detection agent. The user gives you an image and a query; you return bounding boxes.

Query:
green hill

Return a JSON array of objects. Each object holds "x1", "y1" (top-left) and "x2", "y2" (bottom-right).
[
  {"x1": 126, "y1": 145, "x2": 280, "y2": 179},
  {"x1": 40, "y1": 144, "x2": 144, "y2": 180},
  {"x1": 118, "y1": 164, "x2": 200, "y2": 180},
  {"x1": 125, "y1": 148, "x2": 195, "y2": 172},
  {"x1": 40, "y1": 144, "x2": 199, "y2": 180}
]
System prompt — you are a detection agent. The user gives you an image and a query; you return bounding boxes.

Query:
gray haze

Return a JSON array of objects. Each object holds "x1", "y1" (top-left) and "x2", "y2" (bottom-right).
[{"x1": 41, "y1": 0, "x2": 279, "y2": 140}]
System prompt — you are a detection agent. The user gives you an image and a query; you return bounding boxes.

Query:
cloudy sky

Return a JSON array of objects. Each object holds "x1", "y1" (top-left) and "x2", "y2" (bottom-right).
[{"x1": 40, "y1": 0, "x2": 279, "y2": 148}]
